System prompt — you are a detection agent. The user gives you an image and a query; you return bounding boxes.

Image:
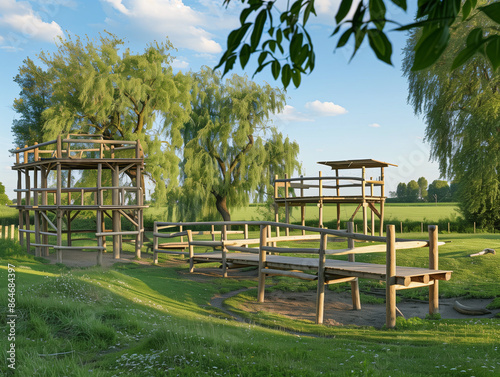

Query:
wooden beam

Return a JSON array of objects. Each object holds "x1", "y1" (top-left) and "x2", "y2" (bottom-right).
[{"x1": 386, "y1": 224, "x2": 396, "y2": 329}]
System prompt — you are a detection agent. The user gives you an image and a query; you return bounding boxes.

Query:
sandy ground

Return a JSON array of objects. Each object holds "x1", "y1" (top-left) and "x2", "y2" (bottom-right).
[{"x1": 41, "y1": 252, "x2": 499, "y2": 328}]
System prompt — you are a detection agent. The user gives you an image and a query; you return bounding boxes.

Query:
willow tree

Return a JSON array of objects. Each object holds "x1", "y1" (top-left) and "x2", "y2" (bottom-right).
[
  {"x1": 12, "y1": 58, "x2": 52, "y2": 147},
  {"x1": 403, "y1": 5, "x2": 500, "y2": 227},
  {"x1": 13, "y1": 33, "x2": 192, "y2": 202},
  {"x1": 173, "y1": 67, "x2": 300, "y2": 221}
]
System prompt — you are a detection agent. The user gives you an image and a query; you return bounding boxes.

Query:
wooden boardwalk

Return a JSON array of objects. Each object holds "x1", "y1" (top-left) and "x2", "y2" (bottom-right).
[
  {"x1": 154, "y1": 220, "x2": 453, "y2": 328},
  {"x1": 192, "y1": 252, "x2": 452, "y2": 289}
]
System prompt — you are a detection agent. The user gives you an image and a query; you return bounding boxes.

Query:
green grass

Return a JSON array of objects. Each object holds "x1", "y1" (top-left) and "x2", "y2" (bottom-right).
[{"x1": 1, "y1": 231, "x2": 499, "y2": 377}]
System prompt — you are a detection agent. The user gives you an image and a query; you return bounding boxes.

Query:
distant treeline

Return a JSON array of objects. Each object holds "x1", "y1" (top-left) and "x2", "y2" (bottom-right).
[{"x1": 388, "y1": 177, "x2": 458, "y2": 203}]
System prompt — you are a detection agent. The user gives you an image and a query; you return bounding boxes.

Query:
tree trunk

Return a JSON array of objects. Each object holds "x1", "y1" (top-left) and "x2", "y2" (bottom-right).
[{"x1": 215, "y1": 194, "x2": 231, "y2": 222}]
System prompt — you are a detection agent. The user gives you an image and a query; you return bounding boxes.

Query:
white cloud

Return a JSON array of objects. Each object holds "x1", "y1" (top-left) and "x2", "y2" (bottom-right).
[
  {"x1": 305, "y1": 100, "x2": 347, "y2": 116},
  {"x1": 172, "y1": 57, "x2": 189, "y2": 69},
  {"x1": 276, "y1": 105, "x2": 314, "y2": 123},
  {"x1": 101, "y1": 0, "x2": 223, "y2": 54},
  {"x1": 0, "y1": 0, "x2": 64, "y2": 44},
  {"x1": 368, "y1": 123, "x2": 381, "y2": 128},
  {"x1": 102, "y1": 0, "x2": 130, "y2": 15}
]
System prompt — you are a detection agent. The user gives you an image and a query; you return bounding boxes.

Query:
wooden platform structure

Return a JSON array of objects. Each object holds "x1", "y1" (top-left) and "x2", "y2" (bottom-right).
[
  {"x1": 274, "y1": 159, "x2": 397, "y2": 236},
  {"x1": 11, "y1": 134, "x2": 148, "y2": 265},
  {"x1": 153, "y1": 220, "x2": 452, "y2": 328}
]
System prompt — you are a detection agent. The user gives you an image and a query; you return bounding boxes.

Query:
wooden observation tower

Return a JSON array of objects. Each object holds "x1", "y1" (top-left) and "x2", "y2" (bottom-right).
[
  {"x1": 274, "y1": 159, "x2": 397, "y2": 235},
  {"x1": 11, "y1": 134, "x2": 148, "y2": 265}
]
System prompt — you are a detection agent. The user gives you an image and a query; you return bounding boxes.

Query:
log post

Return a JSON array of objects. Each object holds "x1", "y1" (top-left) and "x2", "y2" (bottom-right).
[
  {"x1": 315, "y1": 231, "x2": 327, "y2": 324},
  {"x1": 188, "y1": 230, "x2": 194, "y2": 273},
  {"x1": 274, "y1": 175, "x2": 280, "y2": 238},
  {"x1": 221, "y1": 224, "x2": 227, "y2": 278},
  {"x1": 301, "y1": 175, "x2": 305, "y2": 235},
  {"x1": 258, "y1": 224, "x2": 268, "y2": 303},
  {"x1": 318, "y1": 171, "x2": 323, "y2": 228},
  {"x1": 153, "y1": 222, "x2": 159, "y2": 265},
  {"x1": 112, "y1": 166, "x2": 120, "y2": 259},
  {"x1": 244, "y1": 223, "x2": 249, "y2": 248},
  {"x1": 362, "y1": 166, "x2": 367, "y2": 235},
  {"x1": 284, "y1": 173, "x2": 290, "y2": 237},
  {"x1": 379, "y1": 167, "x2": 385, "y2": 236},
  {"x1": 56, "y1": 163, "x2": 63, "y2": 264},
  {"x1": 347, "y1": 221, "x2": 361, "y2": 309},
  {"x1": 33, "y1": 167, "x2": 41, "y2": 257},
  {"x1": 428, "y1": 225, "x2": 439, "y2": 315},
  {"x1": 386, "y1": 224, "x2": 396, "y2": 329},
  {"x1": 336, "y1": 168, "x2": 341, "y2": 230}
]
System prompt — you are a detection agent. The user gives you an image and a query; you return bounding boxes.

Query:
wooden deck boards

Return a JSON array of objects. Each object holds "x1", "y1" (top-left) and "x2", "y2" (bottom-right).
[{"x1": 192, "y1": 252, "x2": 452, "y2": 283}]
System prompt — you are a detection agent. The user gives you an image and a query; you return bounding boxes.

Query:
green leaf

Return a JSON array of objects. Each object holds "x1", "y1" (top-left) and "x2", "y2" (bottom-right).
[
  {"x1": 223, "y1": 54, "x2": 237, "y2": 76},
  {"x1": 337, "y1": 28, "x2": 353, "y2": 48},
  {"x1": 486, "y1": 36, "x2": 500, "y2": 70},
  {"x1": 303, "y1": 0, "x2": 316, "y2": 25},
  {"x1": 336, "y1": 0, "x2": 353, "y2": 24},
  {"x1": 367, "y1": 29, "x2": 392, "y2": 65},
  {"x1": 369, "y1": 0, "x2": 386, "y2": 30},
  {"x1": 412, "y1": 27, "x2": 450, "y2": 70},
  {"x1": 281, "y1": 64, "x2": 292, "y2": 89},
  {"x1": 291, "y1": 68, "x2": 301, "y2": 88},
  {"x1": 451, "y1": 45, "x2": 479, "y2": 70},
  {"x1": 390, "y1": 0, "x2": 407, "y2": 11},
  {"x1": 479, "y1": 3, "x2": 500, "y2": 24},
  {"x1": 239, "y1": 44, "x2": 251, "y2": 69},
  {"x1": 462, "y1": 0, "x2": 472, "y2": 21},
  {"x1": 258, "y1": 51, "x2": 268, "y2": 66},
  {"x1": 290, "y1": 33, "x2": 304, "y2": 57},
  {"x1": 467, "y1": 28, "x2": 483, "y2": 47},
  {"x1": 227, "y1": 23, "x2": 252, "y2": 51},
  {"x1": 271, "y1": 59, "x2": 281, "y2": 80},
  {"x1": 251, "y1": 10, "x2": 267, "y2": 51}
]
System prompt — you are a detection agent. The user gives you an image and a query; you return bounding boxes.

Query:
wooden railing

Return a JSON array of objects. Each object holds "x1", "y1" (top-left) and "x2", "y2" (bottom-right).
[
  {"x1": 12, "y1": 134, "x2": 144, "y2": 164},
  {"x1": 274, "y1": 174, "x2": 384, "y2": 200}
]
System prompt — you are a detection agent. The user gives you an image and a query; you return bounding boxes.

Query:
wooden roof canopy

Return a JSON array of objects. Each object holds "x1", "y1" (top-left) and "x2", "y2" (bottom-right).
[{"x1": 317, "y1": 159, "x2": 398, "y2": 170}]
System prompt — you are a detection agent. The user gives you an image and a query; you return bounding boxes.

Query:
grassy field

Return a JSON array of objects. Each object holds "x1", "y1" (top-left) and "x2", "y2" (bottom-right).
[{"x1": 1, "y1": 226, "x2": 499, "y2": 376}]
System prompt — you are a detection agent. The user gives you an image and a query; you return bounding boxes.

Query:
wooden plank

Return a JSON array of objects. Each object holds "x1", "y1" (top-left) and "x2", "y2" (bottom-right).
[{"x1": 154, "y1": 249, "x2": 189, "y2": 256}]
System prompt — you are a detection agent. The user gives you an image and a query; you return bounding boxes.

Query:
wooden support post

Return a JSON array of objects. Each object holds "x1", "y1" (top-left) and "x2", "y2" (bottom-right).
[
  {"x1": 386, "y1": 224, "x2": 396, "y2": 329},
  {"x1": 362, "y1": 166, "x2": 367, "y2": 235},
  {"x1": 370, "y1": 178, "x2": 375, "y2": 236},
  {"x1": 17, "y1": 170, "x2": 24, "y2": 247},
  {"x1": 301, "y1": 175, "x2": 305, "y2": 235},
  {"x1": 284, "y1": 173, "x2": 290, "y2": 237},
  {"x1": 319, "y1": 171, "x2": 323, "y2": 228},
  {"x1": 347, "y1": 222, "x2": 361, "y2": 310},
  {"x1": 33, "y1": 167, "x2": 41, "y2": 257},
  {"x1": 41, "y1": 167, "x2": 48, "y2": 256},
  {"x1": 25, "y1": 167, "x2": 31, "y2": 253},
  {"x1": 336, "y1": 169, "x2": 341, "y2": 230},
  {"x1": 221, "y1": 225, "x2": 227, "y2": 278},
  {"x1": 112, "y1": 166, "x2": 120, "y2": 259},
  {"x1": 10, "y1": 225, "x2": 15, "y2": 241},
  {"x1": 96, "y1": 211, "x2": 103, "y2": 266},
  {"x1": 211, "y1": 225, "x2": 215, "y2": 241},
  {"x1": 315, "y1": 232, "x2": 327, "y2": 324},
  {"x1": 258, "y1": 224, "x2": 268, "y2": 303},
  {"x1": 188, "y1": 230, "x2": 194, "y2": 273},
  {"x1": 244, "y1": 223, "x2": 249, "y2": 248},
  {"x1": 428, "y1": 225, "x2": 439, "y2": 315},
  {"x1": 379, "y1": 167, "x2": 385, "y2": 236},
  {"x1": 67, "y1": 170, "x2": 72, "y2": 247},
  {"x1": 153, "y1": 223, "x2": 159, "y2": 264},
  {"x1": 56, "y1": 163, "x2": 63, "y2": 264},
  {"x1": 135, "y1": 161, "x2": 142, "y2": 259},
  {"x1": 34, "y1": 142, "x2": 39, "y2": 161},
  {"x1": 274, "y1": 175, "x2": 280, "y2": 238}
]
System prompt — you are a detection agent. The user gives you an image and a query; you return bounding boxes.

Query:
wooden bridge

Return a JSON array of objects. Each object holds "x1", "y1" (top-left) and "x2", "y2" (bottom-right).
[{"x1": 153, "y1": 221, "x2": 452, "y2": 328}]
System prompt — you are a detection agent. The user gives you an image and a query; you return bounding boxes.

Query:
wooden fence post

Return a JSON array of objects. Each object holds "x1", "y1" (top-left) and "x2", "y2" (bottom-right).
[
  {"x1": 347, "y1": 222, "x2": 361, "y2": 310},
  {"x1": 428, "y1": 225, "x2": 439, "y2": 315},
  {"x1": 221, "y1": 224, "x2": 227, "y2": 278},
  {"x1": 258, "y1": 224, "x2": 268, "y2": 303},
  {"x1": 386, "y1": 224, "x2": 396, "y2": 329},
  {"x1": 153, "y1": 223, "x2": 159, "y2": 265},
  {"x1": 187, "y1": 230, "x2": 194, "y2": 273},
  {"x1": 315, "y1": 231, "x2": 327, "y2": 324}
]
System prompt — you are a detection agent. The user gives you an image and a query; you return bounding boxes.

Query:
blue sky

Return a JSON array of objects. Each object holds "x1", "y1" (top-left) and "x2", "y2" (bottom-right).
[{"x1": 0, "y1": 0, "x2": 443, "y2": 199}]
